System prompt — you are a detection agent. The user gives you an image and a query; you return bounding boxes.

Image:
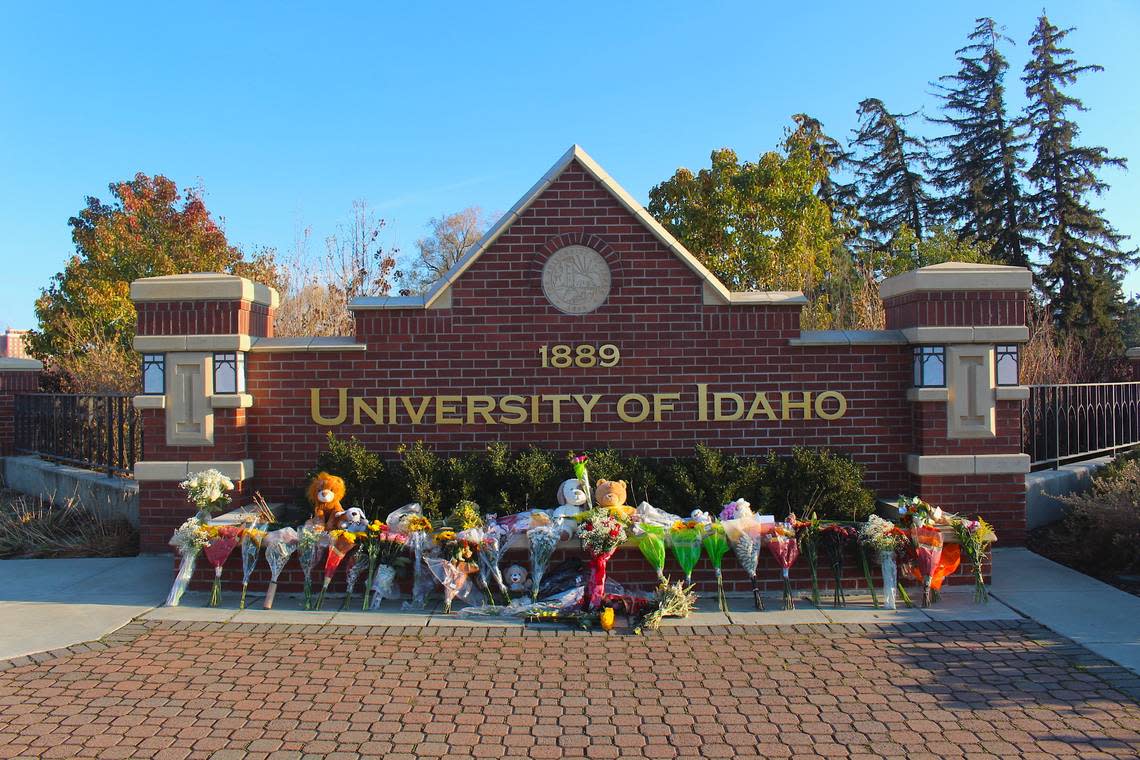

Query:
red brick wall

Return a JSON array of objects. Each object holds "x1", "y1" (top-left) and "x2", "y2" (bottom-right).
[
  {"x1": 137, "y1": 301, "x2": 273, "y2": 337},
  {"x1": 140, "y1": 407, "x2": 250, "y2": 462},
  {"x1": 911, "y1": 473, "x2": 1026, "y2": 544},
  {"x1": 913, "y1": 400, "x2": 1022, "y2": 456},
  {"x1": 884, "y1": 290, "x2": 1027, "y2": 329},
  {"x1": 0, "y1": 369, "x2": 39, "y2": 456}
]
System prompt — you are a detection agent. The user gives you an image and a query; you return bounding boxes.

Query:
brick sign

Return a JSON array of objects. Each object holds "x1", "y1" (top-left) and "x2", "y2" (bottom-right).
[{"x1": 125, "y1": 145, "x2": 1033, "y2": 552}]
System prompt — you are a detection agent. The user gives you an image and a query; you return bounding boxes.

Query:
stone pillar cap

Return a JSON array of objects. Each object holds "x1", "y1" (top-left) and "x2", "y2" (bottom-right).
[
  {"x1": 880, "y1": 262, "x2": 1032, "y2": 300},
  {"x1": 130, "y1": 272, "x2": 279, "y2": 308}
]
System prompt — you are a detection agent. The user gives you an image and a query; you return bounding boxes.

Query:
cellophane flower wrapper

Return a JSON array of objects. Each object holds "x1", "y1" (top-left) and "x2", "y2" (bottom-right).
[
  {"x1": 819, "y1": 525, "x2": 854, "y2": 608},
  {"x1": 363, "y1": 529, "x2": 407, "y2": 609},
  {"x1": 634, "y1": 502, "x2": 682, "y2": 529},
  {"x1": 702, "y1": 523, "x2": 731, "y2": 613},
  {"x1": 767, "y1": 526, "x2": 800, "y2": 611},
  {"x1": 297, "y1": 525, "x2": 325, "y2": 610},
  {"x1": 369, "y1": 564, "x2": 399, "y2": 609},
  {"x1": 315, "y1": 531, "x2": 355, "y2": 609},
  {"x1": 584, "y1": 549, "x2": 616, "y2": 610},
  {"x1": 402, "y1": 529, "x2": 436, "y2": 610},
  {"x1": 239, "y1": 522, "x2": 268, "y2": 609},
  {"x1": 527, "y1": 522, "x2": 559, "y2": 603},
  {"x1": 953, "y1": 518, "x2": 996, "y2": 604},
  {"x1": 204, "y1": 525, "x2": 244, "y2": 607},
  {"x1": 261, "y1": 527, "x2": 298, "y2": 609},
  {"x1": 635, "y1": 524, "x2": 667, "y2": 583},
  {"x1": 912, "y1": 524, "x2": 944, "y2": 607},
  {"x1": 476, "y1": 522, "x2": 511, "y2": 606},
  {"x1": 166, "y1": 518, "x2": 210, "y2": 607},
  {"x1": 577, "y1": 510, "x2": 628, "y2": 610},
  {"x1": 722, "y1": 515, "x2": 767, "y2": 610},
  {"x1": 912, "y1": 544, "x2": 960, "y2": 603},
  {"x1": 425, "y1": 557, "x2": 477, "y2": 613},
  {"x1": 795, "y1": 519, "x2": 822, "y2": 606},
  {"x1": 341, "y1": 552, "x2": 366, "y2": 609},
  {"x1": 668, "y1": 524, "x2": 704, "y2": 584},
  {"x1": 879, "y1": 551, "x2": 898, "y2": 609}
]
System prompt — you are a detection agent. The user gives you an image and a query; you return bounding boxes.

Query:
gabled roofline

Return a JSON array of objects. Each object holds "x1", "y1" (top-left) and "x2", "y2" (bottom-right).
[{"x1": 349, "y1": 145, "x2": 805, "y2": 311}]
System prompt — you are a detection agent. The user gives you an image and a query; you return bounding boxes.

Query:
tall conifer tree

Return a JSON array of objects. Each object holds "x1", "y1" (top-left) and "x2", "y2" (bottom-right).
[
  {"x1": 849, "y1": 98, "x2": 932, "y2": 246},
  {"x1": 1022, "y1": 14, "x2": 1136, "y2": 370},
  {"x1": 930, "y1": 18, "x2": 1030, "y2": 268}
]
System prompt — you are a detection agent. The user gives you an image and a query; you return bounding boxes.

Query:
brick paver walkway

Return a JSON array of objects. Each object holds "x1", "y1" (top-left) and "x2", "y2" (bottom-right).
[{"x1": 0, "y1": 620, "x2": 1137, "y2": 759}]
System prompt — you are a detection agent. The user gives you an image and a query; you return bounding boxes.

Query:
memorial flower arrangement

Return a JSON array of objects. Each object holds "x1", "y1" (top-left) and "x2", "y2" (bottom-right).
[
  {"x1": 364, "y1": 521, "x2": 408, "y2": 610},
  {"x1": 261, "y1": 527, "x2": 299, "y2": 609},
  {"x1": 859, "y1": 515, "x2": 908, "y2": 610},
  {"x1": 179, "y1": 469, "x2": 235, "y2": 518},
  {"x1": 578, "y1": 509, "x2": 628, "y2": 609},
  {"x1": 238, "y1": 521, "x2": 268, "y2": 609},
  {"x1": 668, "y1": 520, "x2": 704, "y2": 585},
  {"x1": 427, "y1": 529, "x2": 479, "y2": 613},
  {"x1": 635, "y1": 523, "x2": 667, "y2": 583},
  {"x1": 702, "y1": 522, "x2": 731, "y2": 613},
  {"x1": 527, "y1": 512, "x2": 559, "y2": 603},
  {"x1": 910, "y1": 518, "x2": 944, "y2": 608},
  {"x1": 402, "y1": 514, "x2": 435, "y2": 610},
  {"x1": 952, "y1": 517, "x2": 997, "y2": 603},
  {"x1": 166, "y1": 517, "x2": 211, "y2": 607},
  {"x1": 204, "y1": 524, "x2": 244, "y2": 607},
  {"x1": 792, "y1": 514, "x2": 822, "y2": 606},
  {"x1": 475, "y1": 519, "x2": 512, "y2": 607},
  {"x1": 569, "y1": 452, "x2": 593, "y2": 507},
  {"x1": 767, "y1": 521, "x2": 800, "y2": 610},
  {"x1": 819, "y1": 523, "x2": 857, "y2": 608},
  {"x1": 297, "y1": 524, "x2": 325, "y2": 610},
  {"x1": 314, "y1": 529, "x2": 356, "y2": 610}
]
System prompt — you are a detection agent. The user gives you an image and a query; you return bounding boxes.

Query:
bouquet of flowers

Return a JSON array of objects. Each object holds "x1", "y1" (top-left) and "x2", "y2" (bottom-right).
[
  {"x1": 792, "y1": 514, "x2": 822, "y2": 606},
  {"x1": 297, "y1": 524, "x2": 325, "y2": 610},
  {"x1": 911, "y1": 543, "x2": 961, "y2": 603},
  {"x1": 166, "y1": 517, "x2": 211, "y2": 607},
  {"x1": 238, "y1": 520, "x2": 268, "y2": 609},
  {"x1": 702, "y1": 522, "x2": 731, "y2": 613},
  {"x1": 578, "y1": 509, "x2": 628, "y2": 610},
  {"x1": 719, "y1": 498, "x2": 752, "y2": 521},
  {"x1": 204, "y1": 524, "x2": 244, "y2": 607},
  {"x1": 952, "y1": 517, "x2": 997, "y2": 603},
  {"x1": 668, "y1": 520, "x2": 704, "y2": 585},
  {"x1": 527, "y1": 512, "x2": 559, "y2": 602},
  {"x1": 426, "y1": 529, "x2": 480, "y2": 613},
  {"x1": 911, "y1": 523, "x2": 944, "y2": 607},
  {"x1": 721, "y1": 510, "x2": 769, "y2": 610},
  {"x1": 859, "y1": 515, "x2": 908, "y2": 609},
  {"x1": 635, "y1": 523, "x2": 667, "y2": 583},
  {"x1": 402, "y1": 514, "x2": 436, "y2": 610},
  {"x1": 475, "y1": 520, "x2": 511, "y2": 607},
  {"x1": 315, "y1": 529, "x2": 357, "y2": 610},
  {"x1": 341, "y1": 551, "x2": 366, "y2": 610},
  {"x1": 570, "y1": 452, "x2": 593, "y2": 507},
  {"x1": 766, "y1": 521, "x2": 800, "y2": 610},
  {"x1": 179, "y1": 469, "x2": 235, "y2": 519},
  {"x1": 261, "y1": 527, "x2": 298, "y2": 609},
  {"x1": 819, "y1": 523, "x2": 856, "y2": 608},
  {"x1": 367, "y1": 525, "x2": 409, "y2": 609}
]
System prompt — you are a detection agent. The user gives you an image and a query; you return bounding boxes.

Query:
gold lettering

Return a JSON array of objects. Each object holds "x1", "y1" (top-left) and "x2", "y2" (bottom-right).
[
  {"x1": 388, "y1": 396, "x2": 397, "y2": 423},
  {"x1": 815, "y1": 391, "x2": 848, "y2": 420},
  {"x1": 617, "y1": 393, "x2": 650, "y2": 423},
  {"x1": 573, "y1": 394, "x2": 602, "y2": 423},
  {"x1": 311, "y1": 388, "x2": 347, "y2": 426},
  {"x1": 466, "y1": 395, "x2": 496, "y2": 425},
  {"x1": 499, "y1": 395, "x2": 527, "y2": 425},
  {"x1": 696, "y1": 383, "x2": 709, "y2": 422},
  {"x1": 436, "y1": 395, "x2": 462, "y2": 425},
  {"x1": 781, "y1": 391, "x2": 813, "y2": 420},
  {"x1": 653, "y1": 392, "x2": 680, "y2": 422},
  {"x1": 746, "y1": 392, "x2": 777, "y2": 421},
  {"x1": 400, "y1": 396, "x2": 432, "y2": 425},
  {"x1": 713, "y1": 392, "x2": 745, "y2": 422},
  {"x1": 545, "y1": 394, "x2": 571, "y2": 423},
  {"x1": 531, "y1": 395, "x2": 540, "y2": 424},
  {"x1": 352, "y1": 397, "x2": 384, "y2": 425}
]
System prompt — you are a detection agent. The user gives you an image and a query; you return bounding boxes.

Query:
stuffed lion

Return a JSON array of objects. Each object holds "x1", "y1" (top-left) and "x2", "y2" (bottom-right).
[{"x1": 306, "y1": 472, "x2": 347, "y2": 530}]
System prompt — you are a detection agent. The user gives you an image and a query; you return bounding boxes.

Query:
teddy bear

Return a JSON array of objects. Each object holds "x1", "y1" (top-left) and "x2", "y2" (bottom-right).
[
  {"x1": 306, "y1": 472, "x2": 347, "y2": 530},
  {"x1": 338, "y1": 506, "x2": 369, "y2": 532},
  {"x1": 557, "y1": 478, "x2": 589, "y2": 509},
  {"x1": 594, "y1": 479, "x2": 635, "y2": 523},
  {"x1": 505, "y1": 564, "x2": 531, "y2": 596}
]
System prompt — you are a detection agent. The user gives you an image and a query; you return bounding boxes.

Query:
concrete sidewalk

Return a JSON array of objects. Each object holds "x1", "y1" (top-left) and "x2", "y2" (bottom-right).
[
  {"x1": 990, "y1": 547, "x2": 1140, "y2": 674},
  {"x1": 0, "y1": 556, "x2": 169, "y2": 660}
]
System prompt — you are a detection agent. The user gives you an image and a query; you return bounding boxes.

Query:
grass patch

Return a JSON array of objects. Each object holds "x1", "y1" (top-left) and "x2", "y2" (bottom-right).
[{"x1": 0, "y1": 489, "x2": 138, "y2": 558}]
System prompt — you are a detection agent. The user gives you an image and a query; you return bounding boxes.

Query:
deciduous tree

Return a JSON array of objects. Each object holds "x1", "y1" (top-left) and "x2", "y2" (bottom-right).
[{"x1": 399, "y1": 207, "x2": 489, "y2": 294}]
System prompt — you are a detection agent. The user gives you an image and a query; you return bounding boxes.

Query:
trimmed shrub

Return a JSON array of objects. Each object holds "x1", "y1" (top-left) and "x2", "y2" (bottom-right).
[{"x1": 759, "y1": 447, "x2": 875, "y2": 522}]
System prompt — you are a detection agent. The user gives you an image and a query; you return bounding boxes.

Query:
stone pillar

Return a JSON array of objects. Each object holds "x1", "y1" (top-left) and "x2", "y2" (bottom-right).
[
  {"x1": 880, "y1": 262, "x2": 1033, "y2": 543},
  {"x1": 130, "y1": 273, "x2": 278, "y2": 552},
  {"x1": 0, "y1": 358, "x2": 42, "y2": 456}
]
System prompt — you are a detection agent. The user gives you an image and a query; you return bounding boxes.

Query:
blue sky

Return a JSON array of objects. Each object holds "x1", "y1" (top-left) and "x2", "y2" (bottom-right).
[{"x1": 2, "y1": 1, "x2": 1138, "y2": 330}]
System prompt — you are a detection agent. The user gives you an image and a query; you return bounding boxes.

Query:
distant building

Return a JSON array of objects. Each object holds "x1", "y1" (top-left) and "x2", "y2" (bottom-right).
[{"x1": 0, "y1": 329, "x2": 29, "y2": 359}]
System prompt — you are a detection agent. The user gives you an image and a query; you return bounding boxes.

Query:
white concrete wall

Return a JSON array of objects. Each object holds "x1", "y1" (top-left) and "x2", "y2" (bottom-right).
[{"x1": 2, "y1": 455, "x2": 139, "y2": 526}]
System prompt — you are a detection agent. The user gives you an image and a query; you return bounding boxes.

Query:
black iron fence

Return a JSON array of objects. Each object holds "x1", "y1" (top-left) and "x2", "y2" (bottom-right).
[
  {"x1": 1022, "y1": 382, "x2": 1140, "y2": 470},
  {"x1": 13, "y1": 393, "x2": 142, "y2": 477}
]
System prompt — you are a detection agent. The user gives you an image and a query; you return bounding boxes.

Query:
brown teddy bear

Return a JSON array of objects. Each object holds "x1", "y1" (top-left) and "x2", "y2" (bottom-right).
[
  {"x1": 594, "y1": 479, "x2": 635, "y2": 523},
  {"x1": 306, "y1": 472, "x2": 347, "y2": 530}
]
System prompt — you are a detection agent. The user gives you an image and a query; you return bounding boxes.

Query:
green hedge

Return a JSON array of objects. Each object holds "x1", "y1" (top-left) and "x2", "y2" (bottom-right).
[{"x1": 297, "y1": 433, "x2": 876, "y2": 525}]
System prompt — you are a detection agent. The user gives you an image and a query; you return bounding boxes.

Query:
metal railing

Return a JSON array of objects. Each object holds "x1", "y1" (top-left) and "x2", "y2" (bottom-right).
[
  {"x1": 1022, "y1": 382, "x2": 1140, "y2": 470},
  {"x1": 13, "y1": 393, "x2": 142, "y2": 478}
]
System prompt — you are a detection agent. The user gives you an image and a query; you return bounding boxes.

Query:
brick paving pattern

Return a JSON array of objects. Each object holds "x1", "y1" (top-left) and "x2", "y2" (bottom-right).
[{"x1": 0, "y1": 620, "x2": 1137, "y2": 759}]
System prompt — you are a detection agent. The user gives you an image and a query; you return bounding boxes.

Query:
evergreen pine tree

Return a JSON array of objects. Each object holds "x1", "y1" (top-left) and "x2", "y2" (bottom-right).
[
  {"x1": 849, "y1": 98, "x2": 933, "y2": 247},
  {"x1": 1023, "y1": 14, "x2": 1136, "y2": 371},
  {"x1": 930, "y1": 17, "x2": 1031, "y2": 268}
]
